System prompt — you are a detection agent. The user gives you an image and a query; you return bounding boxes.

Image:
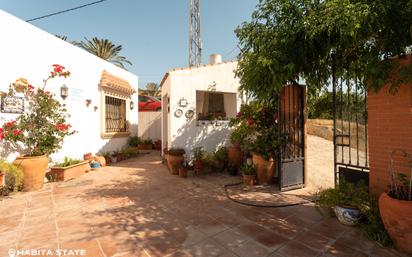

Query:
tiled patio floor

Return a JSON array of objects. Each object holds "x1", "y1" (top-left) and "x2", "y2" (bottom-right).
[{"x1": 0, "y1": 152, "x2": 407, "y2": 257}]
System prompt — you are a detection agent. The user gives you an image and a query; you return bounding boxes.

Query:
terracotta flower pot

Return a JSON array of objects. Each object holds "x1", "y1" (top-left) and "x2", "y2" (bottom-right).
[
  {"x1": 83, "y1": 153, "x2": 93, "y2": 161},
  {"x1": 104, "y1": 156, "x2": 111, "y2": 166},
  {"x1": 13, "y1": 155, "x2": 49, "y2": 191},
  {"x1": 228, "y1": 146, "x2": 242, "y2": 167},
  {"x1": 252, "y1": 153, "x2": 276, "y2": 185},
  {"x1": 48, "y1": 161, "x2": 89, "y2": 182},
  {"x1": 194, "y1": 160, "x2": 202, "y2": 173},
  {"x1": 379, "y1": 192, "x2": 412, "y2": 254},
  {"x1": 138, "y1": 143, "x2": 153, "y2": 150},
  {"x1": 243, "y1": 174, "x2": 256, "y2": 186},
  {"x1": 179, "y1": 167, "x2": 187, "y2": 178},
  {"x1": 167, "y1": 154, "x2": 184, "y2": 175},
  {"x1": 154, "y1": 140, "x2": 162, "y2": 150}
]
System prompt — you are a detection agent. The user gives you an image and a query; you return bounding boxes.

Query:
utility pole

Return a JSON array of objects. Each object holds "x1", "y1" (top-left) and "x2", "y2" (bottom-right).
[{"x1": 189, "y1": 0, "x2": 202, "y2": 67}]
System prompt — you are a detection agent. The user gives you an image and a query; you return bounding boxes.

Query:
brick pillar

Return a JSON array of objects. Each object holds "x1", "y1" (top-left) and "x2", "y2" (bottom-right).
[{"x1": 368, "y1": 83, "x2": 412, "y2": 195}]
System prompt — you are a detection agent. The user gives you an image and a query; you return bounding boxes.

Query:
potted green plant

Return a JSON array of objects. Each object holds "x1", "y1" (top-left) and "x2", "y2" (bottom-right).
[
  {"x1": 0, "y1": 159, "x2": 24, "y2": 195},
  {"x1": 0, "y1": 64, "x2": 75, "y2": 191},
  {"x1": 138, "y1": 139, "x2": 153, "y2": 150},
  {"x1": 213, "y1": 146, "x2": 228, "y2": 171},
  {"x1": 48, "y1": 157, "x2": 89, "y2": 182},
  {"x1": 101, "y1": 152, "x2": 111, "y2": 166},
  {"x1": 167, "y1": 148, "x2": 185, "y2": 175},
  {"x1": 379, "y1": 149, "x2": 412, "y2": 254},
  {"x1": 317, "y1": 180, "x2": 369, "y2": 226},
  {"x1": 193, "y1": 147, "x2": 204, "y2": 173},
  {"x1": 154, "y1": 139, "x2": 162, "y2": 150},
  {"x1": 240, "y1": 163, "x2": 256, "y2": 186}
]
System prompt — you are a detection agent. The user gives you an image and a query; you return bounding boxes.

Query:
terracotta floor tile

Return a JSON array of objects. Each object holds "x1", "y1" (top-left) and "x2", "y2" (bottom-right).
[
  {"x1": 277, "y1": 241, "x2": 319, "y2": 257},
  {"x1": 0, "y1": 152, "x2": 404, "y2": 257},
  {"x1": 294, "y1": 230, "x2": 332, "y2": 252},
  {"x1": 231, "y1": 240, "x2": 272, "y2": 257},
  {"x1": 186, "y1": 238, "x2": 228, "y2": 257},
  {"x1": 212, "y1": 228, "x2": 250, "y2": 250}
]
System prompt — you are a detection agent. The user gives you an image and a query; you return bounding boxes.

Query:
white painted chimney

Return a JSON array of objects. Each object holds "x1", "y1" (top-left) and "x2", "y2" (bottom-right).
[{"x1": 209, "y1": 54, "x2": 222, "y2": 65}]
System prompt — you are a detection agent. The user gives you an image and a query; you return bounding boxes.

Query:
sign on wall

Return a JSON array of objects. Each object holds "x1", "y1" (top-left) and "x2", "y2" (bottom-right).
[{"x1": 1, "y1": 96, "x2": 24, "y2": 114}]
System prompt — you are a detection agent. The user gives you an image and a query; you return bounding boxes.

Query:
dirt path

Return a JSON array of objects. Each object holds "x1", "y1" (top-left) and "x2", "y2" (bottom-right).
[{"x1": 307, "y1": 135, "x2": 335, "y2": 189}]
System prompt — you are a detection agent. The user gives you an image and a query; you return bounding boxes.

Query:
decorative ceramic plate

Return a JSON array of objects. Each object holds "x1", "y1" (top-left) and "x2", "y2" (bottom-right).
[
  {"x1": 185, "y1": 110, "x2": 194, "y2": 118},
  {"x1": 174, "y1": 109, "x2": 183, "y2": 117}
]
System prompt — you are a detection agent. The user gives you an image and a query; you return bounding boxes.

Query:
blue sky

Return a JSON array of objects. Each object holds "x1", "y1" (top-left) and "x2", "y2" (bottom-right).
[{"x1": 0, "y1": 0, "x2": 257, "y2": 88}]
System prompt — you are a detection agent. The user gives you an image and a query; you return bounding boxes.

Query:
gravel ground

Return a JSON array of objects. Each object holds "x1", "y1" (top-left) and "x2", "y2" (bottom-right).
[{"x1": 307, "y1": 135, "x2": 335, "y2": 190}]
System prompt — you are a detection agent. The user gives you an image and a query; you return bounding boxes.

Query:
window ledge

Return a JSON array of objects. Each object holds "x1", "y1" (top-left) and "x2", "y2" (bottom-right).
[{"x1": 101, "y1": 131, "x2": 130, "y2": 139}]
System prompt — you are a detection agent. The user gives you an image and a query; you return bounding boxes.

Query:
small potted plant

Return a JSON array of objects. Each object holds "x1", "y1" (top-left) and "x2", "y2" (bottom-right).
[
  {"x1": 193, "y1": 147, "x2": 204, "y2": 173},
  {"x1": 48, "y1": 157, "x2": 89, "y2": 182},
  {"x1": 138, "y1": 139, "x2": 153, "y2": 150},
  {"x1": 379, "y1": 149, "x2": 412, "y2": 254},
  {"x1": 102, "y1": 152, "x2": 111, "y2": 166},
  {"x1": 167, "y1": 148, "x2": 185, "y2": 175},
  {"x1": 240, "y1": 163, "x2": 256, "y2": 186},
  {"x1": 0, "y1": 159, "x2": 24, "y2": 195},
  {"x1": 213, "y1": 146, "x2": 227, "y2": 172},
  {"x1": 179, "y1": 162, "x2": 188, "y2": 178},
  {"x1": 317, "y1": 180, "x2": 369, "y2": 226},
  {"x1": 154, "y1": 139, "x2": 162, "y2": 150},
  {"x1": 127, "y1": 136, "x2": 141, "y2": 153}
]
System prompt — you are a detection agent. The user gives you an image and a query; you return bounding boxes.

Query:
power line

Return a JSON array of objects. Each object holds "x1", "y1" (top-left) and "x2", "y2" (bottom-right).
[{"x1": 26, "y1": 0, "x2": 110, "y2": 22}]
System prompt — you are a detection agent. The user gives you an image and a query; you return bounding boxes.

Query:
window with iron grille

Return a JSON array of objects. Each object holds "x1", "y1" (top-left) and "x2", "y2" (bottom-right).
[{"x1": 105, "y1": 96, "x2": 127, "y2": 133}]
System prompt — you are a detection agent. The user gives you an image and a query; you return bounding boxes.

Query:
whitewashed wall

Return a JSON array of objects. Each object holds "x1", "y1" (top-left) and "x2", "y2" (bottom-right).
[
  {"x1": 161, "y1": 62, "x2": 243, "y2": 157},
  {"x1": 0, "y1": 10, "x2": 138, "y2": 162},
  {"x1": 138, "y1": 112, "x2": 161, "y2": 140}
]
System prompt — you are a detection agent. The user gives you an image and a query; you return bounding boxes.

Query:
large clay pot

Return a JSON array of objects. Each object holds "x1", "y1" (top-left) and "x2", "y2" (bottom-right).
[
  {"x1": 252, "y1": 153, "x2": 276, "y2": 185},
  {"x1": 13, "y1": 155, "x2": 49, "y2": 191},
  {"x1": 167, "y1": 154, "x2": 184, "y2": 175},
  {"x1": 379, "y1": 192, "x2": 412, "y2": 254},
  {"x1": 228, "y1": 146, "x2": 242, "y2": 167},
  {"x1": 243, "y1": 175, "x2": 256, "y2": 186}
]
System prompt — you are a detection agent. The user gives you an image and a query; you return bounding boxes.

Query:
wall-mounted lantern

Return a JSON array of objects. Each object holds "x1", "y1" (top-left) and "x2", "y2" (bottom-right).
[
  {"x1": 179, "y1": 98, "x2": 188, "y2": 107},
  {"x1": 60, "y1": 84, "x2": 69, "y2": 100},
  {"x1": 130, "y1": 101, "x2": 134, "y2": 110},
  {"x1": 85, "y1": 99, "x2": 92, "y2": 107}
]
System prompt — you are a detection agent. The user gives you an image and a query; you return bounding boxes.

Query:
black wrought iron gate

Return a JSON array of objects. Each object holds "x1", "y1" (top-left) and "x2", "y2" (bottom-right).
[
  {"x1": 279, "y1": 84, "x2": 306, "y2": 191},
  {"x1": 333, "y1": 74, "x2": 369, "y2": 186}
]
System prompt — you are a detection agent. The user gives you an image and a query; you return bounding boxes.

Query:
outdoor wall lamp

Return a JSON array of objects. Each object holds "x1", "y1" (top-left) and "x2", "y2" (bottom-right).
[
  {"x1": 85, "y1": 99, "x2": 92, "y2": 107},
  {"x1": 60, "y1": 84, "x2": 69, "y2": 100},
  {"x1": 130, "y1": 101, "x2": 134, "y2": 110},
  {"x1": 179, "y1": 98, "x2": 188, "y2": 107}
]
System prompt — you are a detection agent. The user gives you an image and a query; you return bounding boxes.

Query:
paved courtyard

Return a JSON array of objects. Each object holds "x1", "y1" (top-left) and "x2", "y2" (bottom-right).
[{"x1": 0, "y1": 152, "x2": 406, "y2": 257}]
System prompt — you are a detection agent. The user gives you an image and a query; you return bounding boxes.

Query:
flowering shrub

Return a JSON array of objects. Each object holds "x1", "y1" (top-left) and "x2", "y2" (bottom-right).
[
  {"x1": 0, "y1": 64, "x2": 75, "y2": 156},
  {"x1": 229, "y1": 102, "x2": 285, "y2": 160}
]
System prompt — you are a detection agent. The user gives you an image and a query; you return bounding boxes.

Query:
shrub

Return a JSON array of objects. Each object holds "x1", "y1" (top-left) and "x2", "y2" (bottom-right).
[
  {"x1": 214, "y1": 146, "x2": 228, "y2": 162},
  {"x1": 240, "y1": 163, "x2": 256, "y2": 176},
  {"x1": 193, "y1": 147, "x2": 204, "y2": 161},
  {"x1": 128, "y1": 136, "x2": 141, "y2": 147},
  {"x1": 0, "y1": 65, "x2": 75, "y2": 156},
  {"x1": 142, "y1": 139, "x2": 153, "y2": 145},
  {"x1": 0, "y1": 159, "x2": 24, "y2": 193},
  {"x1": 54, "y1": 157, "x2": 83, "y2": 167}
]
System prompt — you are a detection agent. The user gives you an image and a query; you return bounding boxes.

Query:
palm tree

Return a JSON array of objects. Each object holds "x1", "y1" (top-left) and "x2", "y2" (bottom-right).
[{"x1": 76, "y1": 37, "x2": 132, "y2": 69}]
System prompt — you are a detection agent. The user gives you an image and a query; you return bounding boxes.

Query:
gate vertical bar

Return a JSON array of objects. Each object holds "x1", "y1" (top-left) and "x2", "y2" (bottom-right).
[{"x1": 332, "y1": 61, "x2": 338, "y2": 187}]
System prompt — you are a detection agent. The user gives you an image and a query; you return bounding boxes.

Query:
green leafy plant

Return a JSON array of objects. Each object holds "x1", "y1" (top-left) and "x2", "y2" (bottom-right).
[
  {"x1": 0, "y1": 159, "x2": 24, "y2": 193},
  {"x1": 201, "y1": 151, "x2": 216, "y2": 167},
  {"x1": 54, "y1": 157, "x2": 83, "y2": 168},
  {"x1": 168, "y1": 148, "x2": 185, "y2": 156},
  {"x1": 128, "y1": 136, "x2": 141, "y2": 147},
  {"x1": 0, "y1": 65, "x2": 75, "y2": 156},
  {"x1": 214, "y1": 146, "x2": 228, "y2": 162},
  {"x1": 361, "y1": 196, "x2": 393, "y2": 247},
  {"x1": 240, "y1": 163, "x2": 256, "y2": 176},
  {"x1": 142, "y1": 139, "x2": 153, "y2": 145},
  {"x1": 316, "y1": 180, "x2": 370, "y2": 216}
]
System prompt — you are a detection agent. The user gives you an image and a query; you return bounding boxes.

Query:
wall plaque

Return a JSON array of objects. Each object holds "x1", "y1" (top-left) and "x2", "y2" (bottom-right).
[{"x1": 1, "y1": 96, "x2": 24, "y2": 114}]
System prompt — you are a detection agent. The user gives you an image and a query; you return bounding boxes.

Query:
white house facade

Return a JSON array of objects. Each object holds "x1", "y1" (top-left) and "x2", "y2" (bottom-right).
[
  {"x1": 0, "y1": 10, "x2": 138, "y2": 162},
  {"x1": 160, "y1": 55, "x2": 243, "y2": 157}
]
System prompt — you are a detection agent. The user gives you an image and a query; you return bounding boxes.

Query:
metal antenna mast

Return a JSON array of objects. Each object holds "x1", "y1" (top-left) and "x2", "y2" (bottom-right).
[{"x1": 189, "y1": 0, "x2": 202, "y2": 67}]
